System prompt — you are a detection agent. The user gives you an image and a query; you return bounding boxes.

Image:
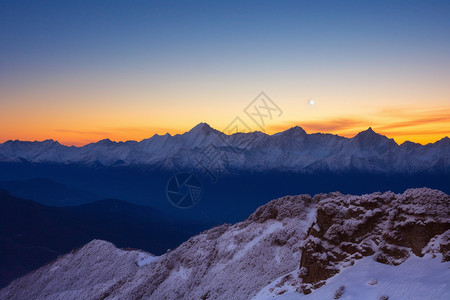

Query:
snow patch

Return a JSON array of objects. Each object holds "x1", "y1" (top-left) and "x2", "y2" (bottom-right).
[
  {"x1": 136, "y1": 252, "x2": 159, "y2": 267},
  {"x1": 233, "y1": 221, "x2": 283, "y2": 261},
  {"x1": 258, "y1": 254, "x2": 450, "y2": 300}
]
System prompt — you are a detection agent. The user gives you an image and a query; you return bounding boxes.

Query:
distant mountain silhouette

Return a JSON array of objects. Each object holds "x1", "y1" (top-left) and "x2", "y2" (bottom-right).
[
  {"x1": 0, "y1": 178, "x2": 99, "y2": 206},
  {"x1": 0, "y1": 190, "x2": 210, "y2": 288},
  {"x1": 0, "y1": 124, "x2": 448, "y2": 174}
]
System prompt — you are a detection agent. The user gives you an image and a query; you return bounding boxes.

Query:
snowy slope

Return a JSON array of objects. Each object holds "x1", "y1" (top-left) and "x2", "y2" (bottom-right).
[
  {"x1": 0, "y1": 194, "x2": 317, "y2": 300},
  {"x1": 0, "y1": 123, "x2": 449, "y2": 174},
  {"x1": 0, "y1": 240, "x2": 149, "y2": 300},
  {"x1": 0, "y1": 188, "x2": 448, "y2": 299},
  {"x1": 255, "y1": 254, "x2": 450, "y2": 300}
]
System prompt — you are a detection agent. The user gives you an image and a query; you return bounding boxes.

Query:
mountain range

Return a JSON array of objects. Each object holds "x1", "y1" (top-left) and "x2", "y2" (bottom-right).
[
  {"x1": 1, "y1": 188, "x2": 448, "y2": 299},
  {"x1": 0, "y1": 190, "x2": 210, "y2": 288},
  {"x1": 1, "y1": 123, "x2": 449, "y2": 174},
  {"x1": 0, "y1": 178, "x2": 99, "y2": 206}
]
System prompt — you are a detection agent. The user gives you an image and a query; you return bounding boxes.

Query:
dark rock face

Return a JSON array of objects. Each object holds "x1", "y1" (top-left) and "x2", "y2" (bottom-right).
[{"x1": 298, "y1": 188, "x2": 450, "y2": 292}]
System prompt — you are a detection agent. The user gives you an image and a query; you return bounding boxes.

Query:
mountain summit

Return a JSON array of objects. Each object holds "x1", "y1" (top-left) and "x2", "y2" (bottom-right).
[
  {"x1": 186, "y1": 122, "x2": 217, "y2": 134},
  {"x1": 0, "y1": 124, "x2": 448, "y2": 174},
  {"x1": 352, "y1": 127, "x2": 398, "y2": 150},
  {"x1": 353, "y1": 127, "x2": 391, "y2": 141},
  {"x1": 276, "y1": 126, "x2": 307, "y2": 137}
]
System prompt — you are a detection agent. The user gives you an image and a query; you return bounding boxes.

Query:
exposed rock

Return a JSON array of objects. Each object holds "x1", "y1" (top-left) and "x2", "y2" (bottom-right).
[
  {"x1": 334, "y1": 285, "x2": 345, "y2": 299},
  {"x1": 298, "y1": 188, "x2": 450, "y2": 290}
]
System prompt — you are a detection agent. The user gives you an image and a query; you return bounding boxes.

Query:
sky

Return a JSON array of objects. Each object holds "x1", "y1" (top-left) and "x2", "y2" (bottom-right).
[{"x1": 1, "y1": 0, "x2": 449, "y2": 146}]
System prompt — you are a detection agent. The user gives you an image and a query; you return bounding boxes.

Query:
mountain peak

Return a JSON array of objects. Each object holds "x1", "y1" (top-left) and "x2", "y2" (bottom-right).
[
  {"x1": 277, "y1": 126, "x2": 307, "y2": 137},
  {"x1": 360, "y1": 127, "x2": 376, "y2": 134},
  {"x1": 192, "y1": 122, "x2": 211, "y2": 129},
  {"x1": 354, "y1": 127, "x2": 384, "y2": 139},
  {"x1": 432, "y1": 136, "x2": 450, "y2": 147},
  {"x1": 352, "y1": 127, "x2": 398, "y2": 148},
  {"x1": 95, "y1": 138, "x2": 115, "y2": 146},
  {"x1": 40, "y1": 139, "x2": 61, "y2": 146},
  {"x1": 187, "y1": 122, "x2": 220, "y2": 135}
]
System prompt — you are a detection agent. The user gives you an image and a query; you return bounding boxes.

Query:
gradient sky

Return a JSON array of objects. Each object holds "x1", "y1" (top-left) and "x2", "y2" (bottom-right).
[{"x1": 1, "y1": 0, "x2": 449, "y2": 146}]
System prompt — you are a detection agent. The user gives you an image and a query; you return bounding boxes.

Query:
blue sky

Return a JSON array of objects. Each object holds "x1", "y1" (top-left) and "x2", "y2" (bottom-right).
[{"x1": 1, "y1": 0, "x2": 449, "y2": 145}]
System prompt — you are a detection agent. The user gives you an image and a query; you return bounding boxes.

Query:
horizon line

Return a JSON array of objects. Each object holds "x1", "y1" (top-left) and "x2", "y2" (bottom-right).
[{"x1": 1, "y1": 122, "x2": 449, "y2": 148}]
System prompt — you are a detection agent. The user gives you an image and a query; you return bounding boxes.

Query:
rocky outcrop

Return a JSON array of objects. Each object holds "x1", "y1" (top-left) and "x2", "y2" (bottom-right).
[{"x1": 298, "y1": 188, "x2": 449, "y2": 293}]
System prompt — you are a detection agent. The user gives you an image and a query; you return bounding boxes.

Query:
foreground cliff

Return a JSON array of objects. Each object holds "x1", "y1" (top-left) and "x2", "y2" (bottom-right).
[{"x1": 1, "y1": 188, "x2": 449, "y2": 299}]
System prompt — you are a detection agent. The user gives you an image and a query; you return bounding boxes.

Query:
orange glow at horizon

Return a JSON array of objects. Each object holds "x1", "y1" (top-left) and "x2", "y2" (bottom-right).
[
  {"x1": 266, "y1": 106, "x2": 450, "y2": 145},
  {"x1": 1, "y1": 77, "x2": 449, "y2": 147},
  {"x1": 1, "y1": 104, "x2": 449, "y2": 146}
]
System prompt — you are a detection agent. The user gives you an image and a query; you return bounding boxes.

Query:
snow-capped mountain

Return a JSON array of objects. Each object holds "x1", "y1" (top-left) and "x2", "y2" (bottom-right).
[
  {"x1": 0, "y1": 123, "x2": 449, "y2": 174},
  {"x1": 1, "y1": 188, "x2": 448, "y2": 299}
]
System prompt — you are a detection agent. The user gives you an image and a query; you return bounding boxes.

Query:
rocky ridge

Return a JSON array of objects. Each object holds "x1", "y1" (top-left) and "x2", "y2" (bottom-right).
[{"x1": 0, "y1": 188, "x2": 448, "y2": 299}]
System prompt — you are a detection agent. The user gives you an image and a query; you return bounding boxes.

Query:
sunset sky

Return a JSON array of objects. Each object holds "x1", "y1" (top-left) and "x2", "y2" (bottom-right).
[{"x1": 1, "y1": 0, "x2": 449, "y2": 146}]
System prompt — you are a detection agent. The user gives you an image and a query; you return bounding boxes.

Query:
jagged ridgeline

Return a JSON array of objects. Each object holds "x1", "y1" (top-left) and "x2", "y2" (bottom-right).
[{"x1": 0, "y1": 123, "x2": 449, "y2": 174}]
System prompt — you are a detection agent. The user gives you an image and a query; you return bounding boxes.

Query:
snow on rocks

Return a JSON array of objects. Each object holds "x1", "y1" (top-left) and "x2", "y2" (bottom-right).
[
  {"x1": 0, "y1": 188, "x2": 448, "y2": 300},
  {"x1": 294, "y1": 188, "x2": 449, "y2": 294},
  {"x1": 136, "y1": 252, "x2": 160, "y2": 267},
  {"x1": 262, "y1": 253, "x2": 450, "y2": 300},
  {"x1": 0, "y1": 240, "x2": 146, "y2": 300},
  {"x1": 120, "y1": 194, "x2": 316, "y2": 300}
]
